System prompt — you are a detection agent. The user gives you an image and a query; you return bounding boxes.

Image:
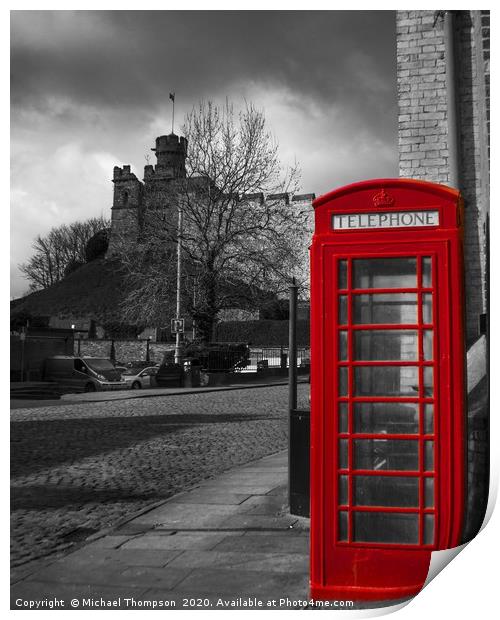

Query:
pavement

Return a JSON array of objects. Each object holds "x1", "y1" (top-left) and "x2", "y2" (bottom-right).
[
  {"x1": 11, "y1": 384, "x2": 300, "y2": 567},
  {"x1": 10, "y1": 376, "x2": 305, "y2": 410},
  {"x1": 11, "y1": 450, "x2": 316, "y2": 611}
]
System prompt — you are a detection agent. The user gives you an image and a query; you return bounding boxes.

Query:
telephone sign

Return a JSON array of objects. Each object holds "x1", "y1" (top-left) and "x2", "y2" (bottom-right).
[
  {"x1": 332, "y1": 209, "x2": 440, "y2": 230},
  {"x1": 310, "y1": 179, "x2": 466, "y2": 602}
]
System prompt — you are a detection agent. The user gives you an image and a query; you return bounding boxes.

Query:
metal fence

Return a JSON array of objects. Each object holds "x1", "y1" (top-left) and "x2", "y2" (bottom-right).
[
  {"x1": 243, "y1": 347, "x2": 310, "y2": 373},
  {"x1": 185, "y1": 346, "x2": 310, "y2": 373}
]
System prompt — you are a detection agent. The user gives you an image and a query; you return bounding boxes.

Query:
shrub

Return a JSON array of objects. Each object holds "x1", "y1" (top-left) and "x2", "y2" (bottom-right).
[{"x1": 85, "y1": 228, "x2": 110, "y2": 262}]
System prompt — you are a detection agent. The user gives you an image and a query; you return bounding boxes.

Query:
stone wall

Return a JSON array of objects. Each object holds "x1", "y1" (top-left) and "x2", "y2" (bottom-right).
[
  {"x1": 74, "y1": 339, "x2": 174, "y2": 365},
  {"x1": 396, "y1": 10, "x2": 489, "y2": 343}
]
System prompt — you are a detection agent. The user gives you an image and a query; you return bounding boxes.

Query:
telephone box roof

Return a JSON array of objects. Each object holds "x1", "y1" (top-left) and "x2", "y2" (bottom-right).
[{"x1": 313, "y1": 178, "x2": 460, "y2": 209}]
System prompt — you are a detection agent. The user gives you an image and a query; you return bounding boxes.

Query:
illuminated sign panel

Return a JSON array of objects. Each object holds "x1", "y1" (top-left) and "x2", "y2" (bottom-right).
[{"x1": 332, "y1": 210, "x2": 439, "y2": 230}]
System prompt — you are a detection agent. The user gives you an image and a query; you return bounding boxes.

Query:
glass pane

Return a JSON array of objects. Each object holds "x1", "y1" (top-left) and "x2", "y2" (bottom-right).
[
  {"x1": 338, "y1": 402, "x2": 348, "y2": 433},
  {"x1": 339, "y1": 367, "x2": 348, "y2": 396},
  {"x1": 354, "y1": 439, "x2": 419, "y2": 471},
  {"x1": 423, "y1": 367, "x2": 434, "y2": 396},
  {"x1": 339, "y1": 439, "x2": 349, "y2": 469},
  {"x1": 422, "y1": 257, "x2": 432, "y2": 287},
  {"x1": 424, "y1": 514, "x2": 435, "y2": 545},
  {"x1": 338, "y1": 260, "x2": 348, "y2": 289},
  {"x1": 339, "y1": 475, "x2": 348, "y2": 505},
  {"x1": 338, "y1": 511, "x2": 348, "y2": 541},
  {"x1": 424, "y1": 441, "x2": 434, "y2": 471},
  {"x1": 353, "y1": 512, "x2": 419, "y2": 544},
  {"x1": 354, "y1": 366, "x2": 419, "y2": 396},
  {"x1": 354, "y1": 475, "x2": 419, "y2": 507},
  {"x1": 339, "y1": 295, "x2": 348, "y2": 325},
  {"x1": 423, "y1": 330, "x2": 433, "y2": 360},
  {"x1": 354, "y1": 330, "x2": 418, "y2": 361},
  {"x1": 424, "y1": 404, "x2": 434, "y2": 434},
  {"x1": 354, "y1": 402, "x2": 419, "y2": 434},
  {"x1": 423, "y1": 293, "x2": 433, "y2": 323},
  {"x1": 425, "y1": 478, "x2": 434, "y2": 507},
  {"x1": 354, "y1": 294, "x2": 417, "y2": 324},
  {"x1": 353, "y1": 258, "x2": 417, "y2": 289},
  {"x1": 339, "y1": 331, "x2": 348, "y2": 360}
]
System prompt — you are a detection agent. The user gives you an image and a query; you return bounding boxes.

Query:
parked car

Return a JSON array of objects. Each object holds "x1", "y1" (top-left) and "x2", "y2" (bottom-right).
[
  {"x1": 122, "y1": 365, "x2": 159, "y2": 389},
  {"x1": 43, "y1": 356, "x2": 126, "y2": 392},
  {"x1": 155, "y1": 362, "x2": 184, "y2": 388}
]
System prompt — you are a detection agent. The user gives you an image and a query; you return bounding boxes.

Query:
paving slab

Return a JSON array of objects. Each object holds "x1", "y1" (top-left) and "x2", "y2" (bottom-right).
[
  {"x1": 173, "y1": 567, "x2": 308, "y2": 597},
  {"x1": 167, "y1": 550, "x2": 309, "y2": 573},
  {"x1": 236, "y1": 465, "x2": 287, "y2": 472},
  {"x1": 82, "y1": 535, "x2": 135, "y2": 549},
  {"x1": 46, "y1": 548, "x2": 184, "y2": 569},
  {"x1": 266, "y1": 485, "x2": 288, "y2": 496},
  {"x1": 120, "y1": 531, "x2": 245, "y2": 551},
  {"x1": 220, "y1": 514, "x2": 298, "y2": 529},
  {"x1": 132, "y1": 502, "x2": 241, "y2": 527},
  {"x1": 22, "y1": 562, "x2": 193, "y2": 590},
  {"x1": 238, "y1": 495, "x2": 287, "y2": 514},
  {"x1": 168, "y1": 492, "x2": 252, "y2": 505},
  {"x1": 248, "y1": 529, "x2": 309, "y2": 536},
  {"x1": 213, "y1": 532, "x2": 309, "y2": 554},
  {"x1": 194, "y1": 484, "x2": 279, "y2": 494},
  {"x1": 216, "y1": 471, "x2": 286, "y2": 480}
]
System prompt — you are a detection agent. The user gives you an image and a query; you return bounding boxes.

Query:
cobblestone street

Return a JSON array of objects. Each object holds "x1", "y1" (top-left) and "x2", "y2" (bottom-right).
[{"x1": 11, "y1": 385, "x2": 309, "y2": 568}]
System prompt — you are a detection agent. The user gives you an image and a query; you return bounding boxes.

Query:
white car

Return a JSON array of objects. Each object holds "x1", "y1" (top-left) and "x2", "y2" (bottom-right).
[{"x1": 122, "y1": 366, "x2": 159, "y2": 389}]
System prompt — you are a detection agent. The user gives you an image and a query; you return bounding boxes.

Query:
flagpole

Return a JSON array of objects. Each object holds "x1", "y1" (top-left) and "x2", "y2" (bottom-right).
[{"x1": 171, "y1": 93, "x2": 175, "y2": 134}]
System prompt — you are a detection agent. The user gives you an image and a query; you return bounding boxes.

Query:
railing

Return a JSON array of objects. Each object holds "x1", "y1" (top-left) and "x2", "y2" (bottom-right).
[
  {"x1": 188, "y1": 346, "x2": 310, "y2": 373},
  {"x1": 243, "y1": 347, "x2": 310, "y2": 373}
]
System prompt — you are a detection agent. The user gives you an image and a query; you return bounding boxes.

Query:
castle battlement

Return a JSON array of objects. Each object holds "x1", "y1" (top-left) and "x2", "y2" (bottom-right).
[
  {"x1": 152, "y1": 133, "x2": 188, "y2": 153},
  {"x1": 228, "y1": 192, "x2": 316, "y2": 207},
  {"x1": 113, "y1": 165, "x2": 140, "y2": 182}
]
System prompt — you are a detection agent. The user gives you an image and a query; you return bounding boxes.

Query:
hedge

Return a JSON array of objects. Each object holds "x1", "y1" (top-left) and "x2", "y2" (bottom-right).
[{"x1": 216, "y1": 319, "x2": 310, "y2": 347}]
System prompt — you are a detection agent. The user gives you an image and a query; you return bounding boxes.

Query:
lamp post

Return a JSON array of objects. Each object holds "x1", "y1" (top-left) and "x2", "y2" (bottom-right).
[
  {"x1": 288, "y1": 278, "x2": 298, "y2": 411},
  {"x1": 174, "y1": 206, "x2": 184, "y2": 365},
  {"x1": 20, "y1": 326, "x2": 27, "y2": 382}
]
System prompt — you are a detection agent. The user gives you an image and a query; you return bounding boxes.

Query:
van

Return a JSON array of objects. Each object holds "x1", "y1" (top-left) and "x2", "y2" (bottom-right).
[{"x1": 43, "y1": 356, "x2": 126, "y2": 392}]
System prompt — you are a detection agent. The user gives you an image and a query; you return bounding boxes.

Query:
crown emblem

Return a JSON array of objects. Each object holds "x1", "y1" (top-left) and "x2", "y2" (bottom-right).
[{"x1": 372, "y1": 189, "x2": 395, "y2": 208}]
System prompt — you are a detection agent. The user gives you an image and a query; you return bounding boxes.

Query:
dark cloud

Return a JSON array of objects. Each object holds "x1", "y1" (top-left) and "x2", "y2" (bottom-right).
[
  {"x1": 10, "y1": 10, "x2": 397, "y2": 297},
  {"x1": 11, "y1": 11, "x2": 395, "y2": 125}
]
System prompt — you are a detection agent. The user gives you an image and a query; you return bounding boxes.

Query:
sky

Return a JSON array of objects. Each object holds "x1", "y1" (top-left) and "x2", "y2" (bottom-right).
[{"x1": 10, "y1": 10, "x2": 397, "y2": 298}]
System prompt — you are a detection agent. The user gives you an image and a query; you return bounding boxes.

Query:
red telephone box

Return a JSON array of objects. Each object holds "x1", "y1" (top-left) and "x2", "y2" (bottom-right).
[{"x1": 310, "y1": 179, "x2": 466, "y2": 601}]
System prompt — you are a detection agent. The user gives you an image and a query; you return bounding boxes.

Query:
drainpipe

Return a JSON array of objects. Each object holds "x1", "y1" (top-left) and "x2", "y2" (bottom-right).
[{"x1": 444, "y1": 10, "x2": 460, "y2": 189}]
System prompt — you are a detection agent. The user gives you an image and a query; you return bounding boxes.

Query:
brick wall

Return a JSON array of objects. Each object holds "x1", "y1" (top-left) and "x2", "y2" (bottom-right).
[
  {"x1": 396, "y1": 10, "x2": 489, "y2": 343},
  {"x1": 397, "y1": 11, "x2": 448, "y2": 182},
  {"x1": 397, "y1": 10, "x2": 489, "y2": 543}
]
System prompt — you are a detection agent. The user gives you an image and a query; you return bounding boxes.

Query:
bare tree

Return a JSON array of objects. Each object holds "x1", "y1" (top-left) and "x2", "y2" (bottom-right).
[
  {"x1": 119, "y1": 100, "x2": 309, "y2": 342},
  {"x1": 19, "y1": 216, "x2": 110, "y2": 291}
]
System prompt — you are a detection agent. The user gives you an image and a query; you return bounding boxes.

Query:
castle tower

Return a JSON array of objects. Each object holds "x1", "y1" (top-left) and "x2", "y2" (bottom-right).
[
  {"x1": 148, "y1": 133, "x2": 187, "y2": 179},
  {"x1": 142, "y1": 133, "x2": 188, "y2": 234},
  {"x1": 107, "y1": 165, "x2": 143, "y2": 255}
]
